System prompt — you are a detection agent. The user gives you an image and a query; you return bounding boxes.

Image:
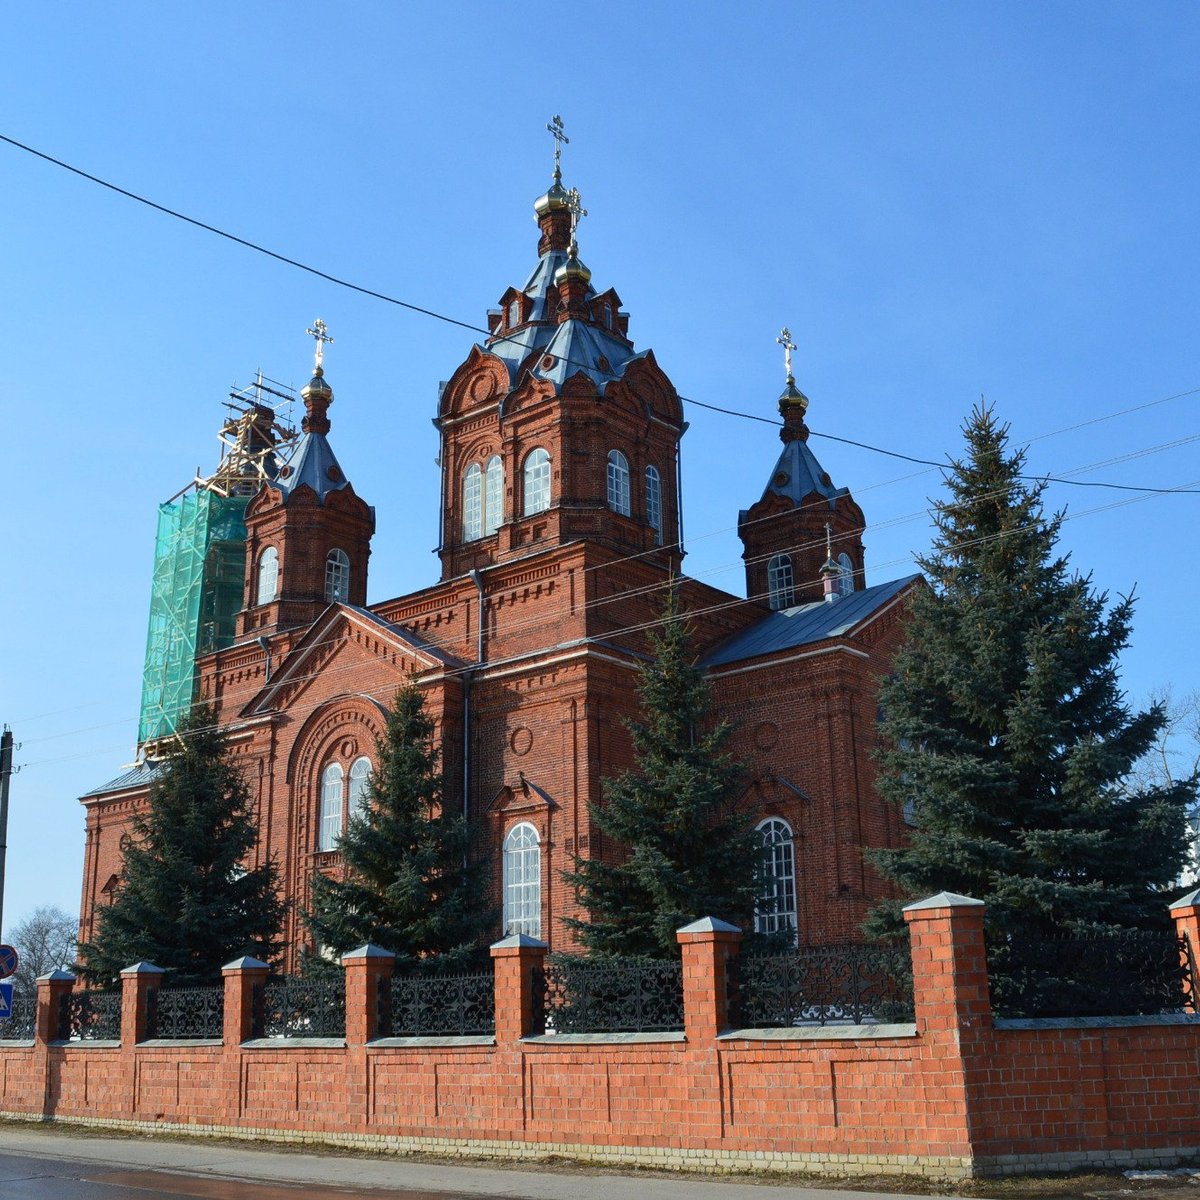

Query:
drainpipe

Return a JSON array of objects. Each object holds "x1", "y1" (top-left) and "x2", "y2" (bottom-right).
[{"x1": 463, "y1": 569, "x2": 486, "y2": 823}]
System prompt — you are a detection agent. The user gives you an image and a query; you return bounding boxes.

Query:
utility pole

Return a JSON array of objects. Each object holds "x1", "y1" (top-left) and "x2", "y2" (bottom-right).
[{"x1": 0, "y1": 727, "x2": 12, "y2": 941}]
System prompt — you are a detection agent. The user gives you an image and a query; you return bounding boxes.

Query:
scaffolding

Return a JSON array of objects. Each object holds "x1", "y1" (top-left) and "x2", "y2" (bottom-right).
[{"x1": 138, "y1": 377, "x2": 297, "y2": 746}]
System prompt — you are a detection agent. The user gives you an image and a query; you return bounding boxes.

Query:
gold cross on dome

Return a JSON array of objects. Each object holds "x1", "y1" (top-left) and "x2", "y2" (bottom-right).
[
  {"x1": 776, "y1": 326, "x2": 797, "y2": 383},
  {"x1": 547, "y1": 114, "x2": 569, "y2": 180},
  {"x1": 307, "y1": 318, "x2": 334, "y2": 371},
  {"x1": 566, "y1": 187, "x2": 588, "y2": 239}
]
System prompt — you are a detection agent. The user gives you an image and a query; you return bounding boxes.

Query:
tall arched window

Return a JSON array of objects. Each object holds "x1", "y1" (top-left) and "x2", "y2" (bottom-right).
[
  {"x1": 484, "y1": 455, "x2": 504, "y2": 535},
  {"x1": 256, "y1": 546, "x2": 279, "y2": 605},
  {"x1": 838, "y1": 552, "x2": 854, "y2": 597},
  {"x1": 607, "y1": 450, "x2": 631, "y2": 516},
  {"x1": 645, "y1": 465, "x2": 662, "y2": 545},
  {"x1": 523, "y1": 448, "x2": 551, "y2": 516},
  {"x1": 502, "y1": 822, "x2": 541, "y2": 937},
  {"x1": 318, "y1": 762, "x2": 345, "y2": 851},
  {"x1": 324, "y1": 548, "x2": 350, "y2": 603},
  {"x1": 463, "y1": 463, "x2": 483, "y2": 541},
  {"x1": 348, "y1": 756, "x2": 372, "y2": 817},
  {"x1": 755, "y1": 817, "x2": 797, "y2": 939},
  {"x1": 507, "y1": 298, "x2": 521, "y2": 328},
  {"x1": 767, "y1": 554, "x2": 795, "y2": 610}
]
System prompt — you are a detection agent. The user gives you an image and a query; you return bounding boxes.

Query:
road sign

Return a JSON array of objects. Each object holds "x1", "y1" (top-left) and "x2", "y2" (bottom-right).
[
  {"x1": 0, "y1": 944, "x2": 18, "y2": 980},
  {"x1": 0, "y1": 981, "x2": 12, "y2": 1019}
]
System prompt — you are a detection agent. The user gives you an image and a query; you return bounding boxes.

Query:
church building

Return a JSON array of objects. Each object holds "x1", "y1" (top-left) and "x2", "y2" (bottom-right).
[{"x1": 78, "y1": 137, "x2": 920, "y2": 970}]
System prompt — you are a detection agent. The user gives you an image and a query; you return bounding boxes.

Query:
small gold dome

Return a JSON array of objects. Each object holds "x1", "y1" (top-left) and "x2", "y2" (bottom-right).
[
  {"x1": 777, "y1": 378, "x2": 809, "y2": 414},
  {"x1": 302, "y1": 366, "x2": 333, "y2": 401},
  {"x1": 534, "y1": 180, "x2": 569, "y2": 217}
]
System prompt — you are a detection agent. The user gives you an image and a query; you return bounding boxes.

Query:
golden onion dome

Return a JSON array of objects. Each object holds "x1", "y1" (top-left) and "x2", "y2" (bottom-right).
[
  {"x1": 301, "y1": 365, "x2": 333, "y2": 402},
  {"x1": 534, "y1": 179, "x2": 570, "y2": 217},
  {"x1": 554, "y1": 238, "x2": 592, "y2": 286},
  {"x1": 777, "y1": 378, "x2": 809, "y2": 415}
]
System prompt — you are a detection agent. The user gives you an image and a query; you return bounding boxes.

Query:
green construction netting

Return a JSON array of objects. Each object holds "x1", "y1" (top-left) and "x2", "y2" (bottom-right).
[{"x1": 138, "y1": 491, "x2": 248, "y2": 744}]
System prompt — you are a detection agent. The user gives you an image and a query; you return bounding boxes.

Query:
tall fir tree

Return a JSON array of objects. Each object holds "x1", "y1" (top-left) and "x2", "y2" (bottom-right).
[
  {"x1": 565, "y1": 591, "x2": 760, "y2": 959},
  {"x1": 304, "y1": 682, "x2": 495, "y2": 973},
  {"x1": 868, "y1": 405, "x2": 1194, "y2": 950},
  {"x1": 77, "y1": 705, "x2": 285, "y2": 986}
]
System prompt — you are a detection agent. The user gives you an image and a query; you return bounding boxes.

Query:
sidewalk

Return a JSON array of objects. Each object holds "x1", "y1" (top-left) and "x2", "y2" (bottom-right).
[{"x1": 0, "y1": 1122, "x2": 939, "y2": 1200}]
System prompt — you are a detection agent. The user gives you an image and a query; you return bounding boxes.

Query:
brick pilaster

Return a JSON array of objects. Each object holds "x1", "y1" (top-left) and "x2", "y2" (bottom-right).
[
  {"x1": 341, "y1": 944, "x2": 394, "y2": 1044},
  {"x1": 676, "y1": 917, "x2": 742, "y2": 1041},
  {"x1": 903, "y1": 891, "x2": 992, "y2": 1034},
  {"x1": 35, "y1": 969, "x2": 75, "y2": 1044},
  {"x1": 221, "y1": 955, "x2": 270, "y2": 1045},
  {"x1": 119, "y1": 961, "x2": 165, "y2": 1044},
  {"x1": 1169, "y1": 887, "x2": 1200, "y2": 1013},
  {"x1": 490, "y1": 934, "x2": 547, "y2": 1042}
]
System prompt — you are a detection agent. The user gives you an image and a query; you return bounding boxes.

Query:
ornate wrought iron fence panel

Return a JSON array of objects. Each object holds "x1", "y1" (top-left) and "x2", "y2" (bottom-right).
[
  {"x1": 380, "y1": 972, "x2": 495, "y2": 1037},
  {"x1": 731, "y1": 945, "x2": 914, "y2": 1028},
  {"x1": 0, "y1": 993, "x2": 37, "y2": 1040},
  {"x1": 534, "y1": 956, "x2": 684, "y2": 1034},
  {"x1": 987, "y1": 931, "x2": 1192, "y2": 1019},
  {"x1": 59, "y1": 990, "x2": 121, "y2": 1041},
  {"x1": 253, "y1": 977, "x2": 345, "y2": 1038},
  {"x1": 146, "y1": 986, "x2": 224, "y2": 1039}
]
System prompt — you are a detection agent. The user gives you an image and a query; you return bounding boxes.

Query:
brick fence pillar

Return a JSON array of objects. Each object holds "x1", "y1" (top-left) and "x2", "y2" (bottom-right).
[
  {"x1": 342, "y1": 944, "x2": 394, "y2": 1044},
  {"x1": 221, "y1": 956, "x2": 270, "y2": 1045},
  {"x1": 120, "y1": 962, "x2": 164, "y2": 1044},
  {"x1": 35, "y1": 970, "x2": 75, "y2": 1044},
  {"x1": 1169, "y1": 887, "x2": 1200, "y2": 1013},
  {"x1": 490, "y1": 934, "x2": 547, "y2": 1042},
  {"x1": 903, "y1": 891, "x2": 992, "y2": 1034},
  {"x1": 676, "y1": 917, "x2": 742, "y2": 1041}
]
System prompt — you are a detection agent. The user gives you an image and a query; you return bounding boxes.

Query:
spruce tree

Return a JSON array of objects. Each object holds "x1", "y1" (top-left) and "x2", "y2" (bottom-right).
[
  {"x1": 77, "y1": 705, "x2": 285, "y2": 986},
  {"x1": 868, "y1": 406, "x2": 1194, "y2": 968},
  {"x1": 565, "y1": 591, "x2": 760, "y2": 959},
  {"x1": 304, "y1": 683, "x2": 494, "y2": 974}
]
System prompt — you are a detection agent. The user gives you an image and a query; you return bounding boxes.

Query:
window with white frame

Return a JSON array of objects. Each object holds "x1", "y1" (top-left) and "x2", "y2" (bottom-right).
[
  {"x1": 755, "y1": 817, "x2": 798, "y2": 939},
  {"x1": 324, "y1": 548, "x2": 350, "y2": 603},
  {"x1": 838, "y1": 552, "x2": 854, "y2": 597},
  {"x1": 502, "y1": 822, "x2": 541, "y2": 937},
  {"x1": 645, "y1": 465, "x2": 662, "y2": 545},
  {"x1": 463, "y1": 462, "x2": 483, "y2": 541},
  {"x1": 523, "y1": 448, "x2": 551, "y2": 516},
  {"x1": 484, "y1": 455, "x2": 503, "y2": 535},
  {"x1": 348, "y1": 756, "x2": 372, "y2": 817},
  {"x1": 507, "y1": 297, "x2": 521, "y2": 328},
  {"x1": 256, "y1": 546, "x2": 279, "y2": 605},
  {"x1": 318, "y1": 761, "x2": 345, "y2": 851},
  {"x1": 607, "y1": 450, "x2": 631, "y2": 516},
  {"x1": 767, "y1": 553, "x2": 795, "y2": 610}
]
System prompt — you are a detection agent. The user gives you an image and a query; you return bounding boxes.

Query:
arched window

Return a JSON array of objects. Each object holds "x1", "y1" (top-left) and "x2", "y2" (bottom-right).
[
  {"x1": 507, "y1": 297, "x2": 521, "y2": 328},
  {"x1": 256, "y1": 546, "x2": 279, "y2": 605},
  {"x1": 607, "y1": 450, "x2": 631, "y2": 516},
  {"x1": 767, "y1": 554, "x2": 795, "y2": 610},
  {"x1": 645, "y1": 465, "x2": 662, "y2": 545},
  {"x1": 348, "y1": 756, "x2": 372, "y2": 817},
  {"x1": 318, "y1": 762, "x2": 345, "y2": 851},
  {"x1": 484, "y1": 455, "x2": 503, "y2": 535},
  {"x1": 755, "y1": 817, "x2": 797, "y2": 939},
  {"x1": 463, "y1": 462, "x2": 483, "y2": 541},
  {"x1": 523, "y1": 448, "x2": 551, "y2": 516},
  {"x1": 502, "y1": 822, "x2": 541, "y2": 937},
  {"x1": 838, "y1": 552, "x2": 854, "y2": 597},
  {"x1": 324, "y1": 548, "x2": 350, "y2": 604}
]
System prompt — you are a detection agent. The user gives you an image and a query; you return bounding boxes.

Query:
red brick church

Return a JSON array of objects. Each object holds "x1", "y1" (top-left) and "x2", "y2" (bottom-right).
[{"x1": 78, "y1": 150, "x2": 920, "y2": 970}]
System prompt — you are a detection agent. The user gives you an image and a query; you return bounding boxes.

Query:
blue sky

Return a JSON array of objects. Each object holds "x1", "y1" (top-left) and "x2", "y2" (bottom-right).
[{"x1": 2, "y1": 5, "x2": 1197, "y2": 934}]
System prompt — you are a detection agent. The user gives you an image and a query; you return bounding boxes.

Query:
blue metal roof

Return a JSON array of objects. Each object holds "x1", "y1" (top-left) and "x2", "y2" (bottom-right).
[
  {"x1": 275, "y1": 431, "x2": 351, "y2": 503},
  {"x1": 702, "y1": 574, "x2": 921, "y2": 668},
  {"x1": 750, "y1": 436, "x2": 849, "y2": 515},
  {"x1": 82, "y1": 760, "x2": 165, "y2": 798}
]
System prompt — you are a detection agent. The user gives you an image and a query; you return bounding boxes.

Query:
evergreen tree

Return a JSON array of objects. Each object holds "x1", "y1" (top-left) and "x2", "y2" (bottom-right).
[
  {"x1": 304, "y1": 683, "x2": 494, "y2": 973},
  {"x1": 77, "y1": 705, "x2": 285, "y2": 986},
  {"x1": 565, "y1": 591, "x2": 760, "y2": 959},
  {"x1": 868, "y1": 406, "x2": 1195, "y2": 960}
]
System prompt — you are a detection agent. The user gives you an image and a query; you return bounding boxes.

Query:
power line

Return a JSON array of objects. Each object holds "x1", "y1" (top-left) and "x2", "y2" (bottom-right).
[{"x1": 3, "y1": 131, "x2": 1197, "y2": 496}]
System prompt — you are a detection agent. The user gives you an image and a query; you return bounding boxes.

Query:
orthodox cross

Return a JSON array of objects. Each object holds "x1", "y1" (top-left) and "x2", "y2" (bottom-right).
[
  {"x1": 547, "y1": 114, "x2": 569, "y2": 180},
  {"x1": 307, "y1": 318, "x2": 334, "y2": 371},
  {"x1": 776, "y1": 327, "x2": 797, "y2": 383},
  {"x1": 824, "y1": 521, "x2": 834, "y2": 559},
  {"x1": 566, "y1": 186, "x2": 588, "y2": 242}
]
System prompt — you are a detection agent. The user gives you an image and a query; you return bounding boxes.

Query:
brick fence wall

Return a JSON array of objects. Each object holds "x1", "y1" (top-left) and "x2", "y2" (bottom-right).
[{"x1": 1, "y1": 894, "x2": 1197, "y2": 1179}]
